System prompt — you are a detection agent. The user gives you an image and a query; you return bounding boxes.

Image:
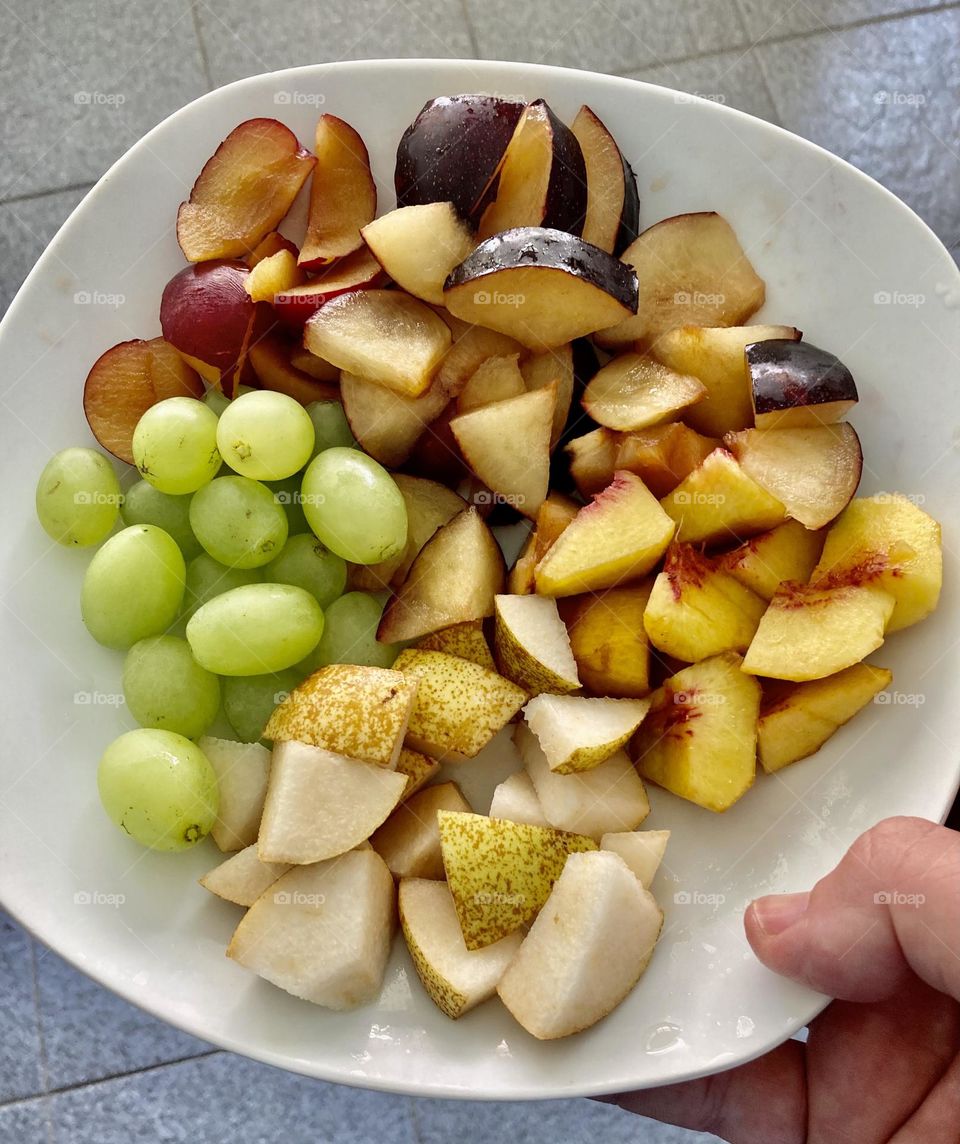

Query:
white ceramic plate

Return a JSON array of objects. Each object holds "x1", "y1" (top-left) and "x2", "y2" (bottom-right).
[{"x1": 1, "y1": 59, "x2": 958, "y2": 1101}]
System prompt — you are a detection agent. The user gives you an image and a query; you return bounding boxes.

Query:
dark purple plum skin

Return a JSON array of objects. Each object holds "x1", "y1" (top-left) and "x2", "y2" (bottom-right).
[
  {"x1": 530, "y1": 100, "x2": 587, "y2": 237},
  {"x1": 444, "y1": 226, "x2": 638, "y2": 313},
  {"x1": 614, "y1": 155, "x2": 640, "y2": 255},
  {"x1": 747, "y1": 339, "x2": 857, "y2": 416},
  {"x1": 394, "y1": 95, "x2": 525, "y2": 220}
]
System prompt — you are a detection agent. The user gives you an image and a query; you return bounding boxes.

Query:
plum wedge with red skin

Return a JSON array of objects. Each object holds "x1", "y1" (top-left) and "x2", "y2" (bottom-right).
[
  {"x1": 299, "y1": 115, "x2": 377, "y2": 269},
  {"x1": 570, "y1": 105, "x2": 639, "y2": 255},
  {"x1": 477, "y1": 100, "x2": 587, "y2": 240},
  {"x1": 176, "y1": 119, "x2": 315, "y2": 263},
  {"x1": 747, "y1": 339, "x2": 859, "y2": 429},
  {"x1": 395, "y1": 94, "x2": 525, "y2": 220},
  {"x1": 444, "y1": 227, "x2": 638, "y2": 351},
  {"x1": 160, "y1": 260, "x2": 271, "y2": 396}
]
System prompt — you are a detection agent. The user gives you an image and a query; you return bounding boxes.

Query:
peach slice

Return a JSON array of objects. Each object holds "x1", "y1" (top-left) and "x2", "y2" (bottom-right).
[
  {"x1": 83, "y1": 338, "x2": 204, "y2": 464},
  {"x1": 305, "y1": 290, "x2": 451, "y2": 397},
  {"x1": 716, "y1": 519, "x2": 825, "y2": 601},
  {"x1": 299, "y1": 115, "x2": 377, "y2": 269},
  {"x1": 177, "y1": 118, "x2": 315, "y2": 262},
  {"x1": 562, "y1": 582, "x2": 653, "y2": 698},
  {"x1": 160, "y1": 260, "x2": 268, "y2": 396}
]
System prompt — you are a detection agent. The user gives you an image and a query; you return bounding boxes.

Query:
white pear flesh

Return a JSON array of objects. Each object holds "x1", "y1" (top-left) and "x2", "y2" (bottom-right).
[
  {"x1": 400, "y1": 878, "x2": 523, "y2": 1019},
  {"x1": 488, "y1": 771, "x2": 549, "y2": 827},
  {"x1": 370, "y1": 780, "x2": 472, "y2": 879},
  {"x1": 523, "y1": 693, "x2": 650, "y2": 773},
  {"x1": 199, "y1": 844, "x2": 292, "y2": 907},
  {"x1": 198, "y1": 736, "x2": 271, "y2": 852},
  {"x1": 600, "y1": 830, "x2": 671, "y2": 889},
  {"x1": 258, "y1": 741, "x2": 407, "y2": 864},
  {"x1": 227, "y1": 849, "x2": 396, "y2": 1010},
  {"x1": 493, "y1": 593, "x2": 580, "y2": 696},
  {"x1": 515, "y1": 723, "x2": 650, "y2": 840},
  {"x1": 497, "y1": 850, "x2": 663, "y2": 1039}
]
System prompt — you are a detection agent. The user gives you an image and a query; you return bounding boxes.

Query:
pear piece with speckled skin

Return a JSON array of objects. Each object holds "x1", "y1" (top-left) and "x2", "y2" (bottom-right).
[
  {"x1": 393, "y1": 649, "x2": 526, "y2": 760},
  {"x1": 497, "y1": 850, "x2": 663, "y2": 1039},
  {"x1": 416, "y1": 619, "x2": 495, "y2": 672},
  {"x1": 493, "y1": 594, "x2": 580, "y2": 696},
  {"x1": 264, "y1": 664, "x2": 417, "y2": 768},
  {"x1": 437, "y1": 809, "x2": 596, "y2": 950},
  {"x1": 523, "y1": 693, "x2": 650, "y2": 774},
  {"x1": 400, "y1": 878, "x2": 523, "y2": 1019},
  {"x1": 200, "y1": 844, "x2": 292, "y2": 907},
  {"x1": 394, "y1": 747, "x2": 440, "y2": 797}
]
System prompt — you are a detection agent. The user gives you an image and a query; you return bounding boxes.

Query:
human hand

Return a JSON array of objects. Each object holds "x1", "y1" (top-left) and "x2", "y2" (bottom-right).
[{"x1": 603, "y1": 816, "x2": 960, "y2": 1143}]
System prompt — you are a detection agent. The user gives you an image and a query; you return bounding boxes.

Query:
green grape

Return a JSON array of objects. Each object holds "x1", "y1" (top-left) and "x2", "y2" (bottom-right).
[
  {"x1": 123, "y1": 635, "x2": 221, "y2": 739},
  {"x1": 186, "y1": 583, "x2": 324, "y2": 675},
  {"x1": 189, "y1": 475, "x2": 288, "y2": 568},
  {"x1": 222, "y1": 669, "x2": 302, "y2": 742},
  {"x1": 35, "y1": 447, "x2": 122, "y2": 546},
  {"x1": 306, "y1": 400, "x2": 357, "y2": 457},
  {"x1": 298, "y1": 591, "x2": 401, "y2": 673},
  {"x1": 266, "y1": 474, "x2": 310, "y2": 535},
  {"x1": 132, "y1": 397, "x2": 221, "y2": 495},
  {"x1": 81, "y1": 525, "x2": 185, "y2": 649},
  {"x1": 120, "y1": 480, "x2": 201, "y2": 560},
  {"x1": 97, "y1": 728, "x2": 219, "y2": 851},
  {"x1": 216, "y1": 390, "x2": 315, "y2": 480},
  {"x1": 184, "y1": 553, "x2": 262, "y2": 618},
  {"x1": 264, "y1": 533, "x2": 347, "y2": 609},
  {"x1": 202, "y1": 387, "x2": 230, "y2": 417},
  {"x1": 301, "y1": 447, "x2": 407, "y2": 565}
]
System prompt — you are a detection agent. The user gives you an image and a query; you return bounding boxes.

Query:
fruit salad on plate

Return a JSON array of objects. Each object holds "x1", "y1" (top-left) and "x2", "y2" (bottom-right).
[{"x1": 32, "y1": 93, "x2": 942, "y2": 1041}]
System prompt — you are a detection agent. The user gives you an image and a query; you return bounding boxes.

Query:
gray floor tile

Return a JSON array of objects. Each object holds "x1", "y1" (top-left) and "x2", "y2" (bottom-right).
[
  {"x1": 0, "y1": 1098, "x2": 51, "y2": 1144},
  {"x1": 757, "y1": 8, "x2": 960, "y2": 255},
  {"x1": 33, "y1": 943, "x2": 211, "y2": 1091},
  {"x1": 0, "y1": 0, "x2": 208, "y2": 200},
  {"x1": 39, "y1": 1053, "x2": 417, "y2": 1144},
  {"x1": 628, "y1": 47, "x2": 780, "y2": 123},
  {"x1": 413, "y1": 1095, "x2": 717, "y2": 1143},
  {"x1": 0, "y1": 187, "x2": 90, "y2": 318},
  {"x1": 737, "y1": 0, "x2": 954, "y2": 42},
  {"x1": 466, "y1": 0, "x2": 746, "y2": 73},
  {"x1": 195, "y1": 0, "x2": 476, "y2": 88},
  {"x1": 0, "y1": 912, "x2": 43, "y2": 1103}
]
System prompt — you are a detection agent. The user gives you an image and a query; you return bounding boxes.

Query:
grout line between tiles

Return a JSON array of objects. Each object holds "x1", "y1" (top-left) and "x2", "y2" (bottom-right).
[
  {"x1": 189, "y1": 0, "x2": 216, "y2": 92},
  {"x1": 730, "y1": 0, "x2": 783, "y2": 115},
  {"x1": 27, "y1": 939, "x2": 50, "y2": 1097},
  {"x1": 610, "y1": 0, "x2": 960, "y2": 76},
  {"x1": 0, "y1": 182, "x2": 95, "y2": 209},
  {"x1": 408, "y1": 1094, "x2": 424, "y2": 1144},
  {"x1": 0, "y1": 1049, "x2": 223, "y2": 1114}
]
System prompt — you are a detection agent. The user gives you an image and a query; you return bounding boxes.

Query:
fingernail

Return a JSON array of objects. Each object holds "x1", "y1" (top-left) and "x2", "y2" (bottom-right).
[{"x1": 751, "y1": 891, "x2": 810, "y2": 936}]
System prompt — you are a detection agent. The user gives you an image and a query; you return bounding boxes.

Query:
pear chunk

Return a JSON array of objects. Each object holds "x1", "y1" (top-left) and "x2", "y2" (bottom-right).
[
  {"x1": 200, "y1": 844, "x2": 291, "y2": 907},
  {"x1": 263, "y1": 665, "x2": 417, "y2": 769},
  {"x1": 758, "y1": 664, "x2": 893, "y2": 772},
  {"x1": 227, "y1": 849, "x2": 395, "y2": 1009},
  {"x1": 497, "y1": 850, "x2": 663, "y2": 1039},
  {"x1": 198, "y1": 736, "x2": 271, "y2": 852},
  {"x1": 523, "y1": 693, "x2": 650, "y2": 773},
  {"x1": 370, "y1": 780, "x2": 472, "y2": 879},
  {"x1": 450, "y1": 385, "x2": 556, "y2": 519},
  {"x1": 488, "y1": 771, "x2": 549, "y2": 827},
  {"x1": 400, "y1": 878, "x2": 523, "y2": 1019},
  {"x1": 632, "y1": 652, "x2": 760, "y2": 812},
  {"x1": 437, "y1": 810, "x2": 596, "y2": 949},
  {"x1": 394, "y1": 747, "x2": 441, "y2": 797},
  {"x1": 416, "y1": 619, "x2": 496, "y2": 672},
  {"x1": 494, "y1": 593, "x2": 580, "y2": 696},
  {"x1": 742, "y1": 582, "x2": 895, "y2": 681},
  {"x1": 515, "y1": 723, "x2": 650, "y2": 839},
  {"x1": 600, "y1": 830, "x2": 670, "y2": 889},
  {"x1": 258, "y1": 741, "x2": 407, "y2": 864},
  {"x1": 378, "y1": 508, "x2": 505, "y2": 643},
  {"x1": 643, "y1": 543, "x2": 766, "y2": 662},
  {"x1": 535, "y1": 472, "x2": 675, "y2": 597},
  {"x1": 393, "y1": 649, "x2": 526, "y2": 760}
]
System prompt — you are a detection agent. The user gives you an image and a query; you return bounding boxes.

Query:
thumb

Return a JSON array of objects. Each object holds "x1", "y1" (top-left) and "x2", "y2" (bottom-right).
[{"x1": 746, "y1": 815, "x2": 960, "y2": 1003}]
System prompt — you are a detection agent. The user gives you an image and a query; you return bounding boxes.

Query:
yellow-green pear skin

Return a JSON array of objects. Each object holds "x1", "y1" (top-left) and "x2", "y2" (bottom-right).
[
  {"x1": 437, "y1": 810, "x2": 597, "y2": 950},
  {"x1": 393, "y1": 649, "x2": 526, "y2": 759},
  {"x1": 264, "y1": 664, "x2": 418, "y2": 768},
  {"x1": 493, "y1": 594, "x2": 581, "y2": 696},
  {"x1": 399, "y1": 878, "x2": 522, "y2": 1019},
  {"x1": 416, "y1": 620, "x2": 496, "y2": 671}
]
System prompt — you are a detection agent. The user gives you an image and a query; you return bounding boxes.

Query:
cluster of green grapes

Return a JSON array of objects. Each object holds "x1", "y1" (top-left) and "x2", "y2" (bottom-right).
[{"x1": 35, "y1": 390, "x2": 409, "y2": 852}]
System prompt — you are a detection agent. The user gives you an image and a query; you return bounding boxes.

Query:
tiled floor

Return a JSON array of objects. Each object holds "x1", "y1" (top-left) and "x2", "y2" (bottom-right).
[{"x1": 1, "y1": 0, "x2": 957, "y2": 1140}]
